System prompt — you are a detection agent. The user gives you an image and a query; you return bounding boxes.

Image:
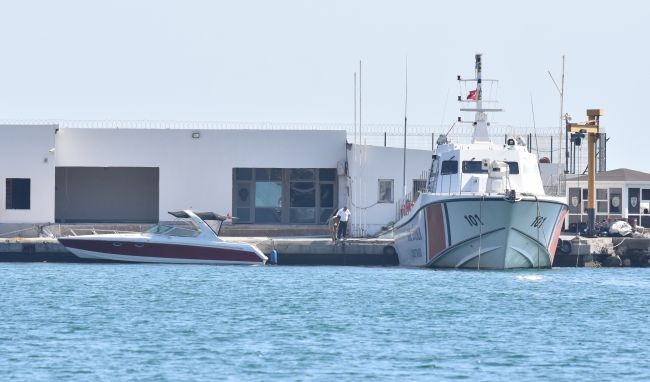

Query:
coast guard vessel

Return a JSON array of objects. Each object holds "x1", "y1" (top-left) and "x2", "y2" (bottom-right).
[{"x1": 393, "y1": 54, "x2": 568, "y2": 269}]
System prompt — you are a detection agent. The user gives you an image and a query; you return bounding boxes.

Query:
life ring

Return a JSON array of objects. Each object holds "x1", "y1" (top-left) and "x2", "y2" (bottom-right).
[
  {"x1": 400, "y1": 201, "x2": 415, "y2": 215},
  {"x1": 557, "y1": 239, "x2": 572, "y2": 255}
]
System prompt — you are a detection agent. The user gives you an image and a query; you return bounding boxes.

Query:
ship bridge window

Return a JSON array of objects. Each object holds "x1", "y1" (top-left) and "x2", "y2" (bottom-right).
[
  {"x1": 462, "y1": 161, "x2": 485, "y2": 174},
  {"x1": 506, "y1": 162, "x2": 519, "y2": 175},
  {"x1": 460, "y1": 161, "x2": 519, "y2": 174},
  {"x1": 440, "y1": 161, "x2": 458, "y2": 175}
]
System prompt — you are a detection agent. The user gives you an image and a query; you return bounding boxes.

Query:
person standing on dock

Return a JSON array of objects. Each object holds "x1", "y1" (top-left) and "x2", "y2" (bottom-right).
[{"x1": 336, "y1": 206, "x2": 351, "y2": 240}]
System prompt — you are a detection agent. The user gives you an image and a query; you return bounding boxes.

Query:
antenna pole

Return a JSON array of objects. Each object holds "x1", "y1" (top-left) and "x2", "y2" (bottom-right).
[
  {"x1": 475, "y1": 54, "x2": 483, "y2": 121},
  {"x1": 530, "y1": 92, "x2": 540, "y2": 160},
  {"x1": 359, "y1": 61, "x2": 362, "y2": 145},
  {"x1": 354, "y1": 72, "x2": 357, "y2": 145},
  {"x1": 561, "y1": 56, "x2": 566, "y2": 171},
  {"x1": 403, "y1": 56, "x2": 408, "y2": 197}
]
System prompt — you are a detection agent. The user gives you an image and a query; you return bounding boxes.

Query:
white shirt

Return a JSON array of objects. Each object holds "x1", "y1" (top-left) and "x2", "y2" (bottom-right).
[{"x1": 336, "y1": 208, "x2": 351, "y2": 222}]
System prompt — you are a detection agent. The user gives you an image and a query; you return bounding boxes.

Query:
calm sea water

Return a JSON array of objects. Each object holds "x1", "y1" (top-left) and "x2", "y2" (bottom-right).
[{"x1": 1, "y1": 264, "x2": 649, "y2": 381}]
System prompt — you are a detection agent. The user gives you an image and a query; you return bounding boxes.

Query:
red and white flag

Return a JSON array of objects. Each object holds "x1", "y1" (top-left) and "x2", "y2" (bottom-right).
[{"x1": 467, "y1": 90, "x2": 477, "y2": 100}]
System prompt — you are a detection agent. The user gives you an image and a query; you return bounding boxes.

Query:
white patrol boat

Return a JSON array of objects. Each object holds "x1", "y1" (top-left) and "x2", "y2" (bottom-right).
[{"x1": 393, "y1": 54, "x2": 568, "y2": 270}]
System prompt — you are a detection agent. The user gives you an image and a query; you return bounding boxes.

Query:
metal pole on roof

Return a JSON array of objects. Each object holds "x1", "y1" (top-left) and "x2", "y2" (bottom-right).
[{"x1": 354, "y1": 73, "x2": 356, "y2": 145}]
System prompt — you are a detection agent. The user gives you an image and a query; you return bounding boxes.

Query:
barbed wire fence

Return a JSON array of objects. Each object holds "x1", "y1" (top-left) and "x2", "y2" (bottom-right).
[{"x1": 1, "y1": 119, "x2": 595, "y2": 172}]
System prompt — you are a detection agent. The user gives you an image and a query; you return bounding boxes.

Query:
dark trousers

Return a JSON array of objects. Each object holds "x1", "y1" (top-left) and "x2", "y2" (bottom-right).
[{"x1": 337, "y1": 220, "x2": 348, "y2": 239}]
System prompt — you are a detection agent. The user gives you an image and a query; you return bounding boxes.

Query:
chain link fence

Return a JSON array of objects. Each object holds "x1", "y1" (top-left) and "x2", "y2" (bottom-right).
[{"x1": 1, "y1": 119, "x2": 596, "y2": 172}]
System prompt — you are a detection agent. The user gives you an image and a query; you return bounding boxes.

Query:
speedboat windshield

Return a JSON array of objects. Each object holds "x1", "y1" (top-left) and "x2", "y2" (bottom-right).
[
  {"x1": 145, "y1": 224, "x2": 174, "y2": 234},
  {"x1": 144, "y1": 220, "x2": 201, "y2": 237},
  {"x1": 164, "y1": 227, "x2": 201, "y2": 237}
]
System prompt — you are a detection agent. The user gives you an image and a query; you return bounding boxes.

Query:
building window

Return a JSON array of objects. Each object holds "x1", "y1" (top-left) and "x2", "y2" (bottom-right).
[
  {"x1": 318, "y1": 169, "x2": 336, "y2": 223},
  {"x1": 597, "y1": 201, "x2": 608, "y2": 213},
  {"x1": 251, "y1": 169, "x2": 282, "y2": 223},
  {"x1": 6, "y1": 178, "x2": 31, "y2": 210},
  {"x1": 379, "y1": 179, "x2": 393, "y2": 203},
  {"x1": 233, "y1": 168, "x2": 337, "y2": 224},
  {"x1": 643, "y1": 189, "x2": 650, "y2": 201}
]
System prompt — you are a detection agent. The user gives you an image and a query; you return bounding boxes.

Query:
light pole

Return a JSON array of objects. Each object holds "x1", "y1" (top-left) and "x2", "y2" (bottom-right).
[{"x1": 568, "y1": 109, "x2": 603, "y2": 237}]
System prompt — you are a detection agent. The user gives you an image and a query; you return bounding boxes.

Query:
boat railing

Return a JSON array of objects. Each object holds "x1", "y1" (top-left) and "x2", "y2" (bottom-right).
[
  {"x1": 396, "y1": 192, "x2": 416, "y2": 221},
  {"x1": 543, "y1": 173, "x2": 567, "y2": 197},
  {"x1": 63, "y1": 228, "x2": 140, "y2": 237},
  {"x1": 395, "y1": 170, "x2": 430, "y2": 221}
]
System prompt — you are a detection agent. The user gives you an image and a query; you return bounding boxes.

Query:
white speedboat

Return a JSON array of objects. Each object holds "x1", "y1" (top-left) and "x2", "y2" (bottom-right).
[
  {"x1": 58, "y1": 210, "x2": 268, "y2": 265},
  {"x1": 393, "y1": 54, "x2": 568, "y2": 270}
]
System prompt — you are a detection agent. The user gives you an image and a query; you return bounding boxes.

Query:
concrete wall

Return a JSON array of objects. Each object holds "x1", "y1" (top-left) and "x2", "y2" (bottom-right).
[
  {"x1": 0, "y1": 125, "x2": 56, "y2": 223},
  {"x1": 346, "y1": 144, "x2": 433, "y2": 236},
  {"x1": 55, "y1": 129, "x2": 347, "y2": 221}
]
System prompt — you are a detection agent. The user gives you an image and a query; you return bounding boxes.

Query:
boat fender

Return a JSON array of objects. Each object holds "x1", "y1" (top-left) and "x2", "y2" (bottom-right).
[
  {"x1": 557, "y1": 239, "x2": 572, "y2": 255},
  {"x1": 383, "y1": 246, "x2": 397, "y2": 256},
  {"x1": 269, "y1": 249, "x2": 278, "y2": 265}
]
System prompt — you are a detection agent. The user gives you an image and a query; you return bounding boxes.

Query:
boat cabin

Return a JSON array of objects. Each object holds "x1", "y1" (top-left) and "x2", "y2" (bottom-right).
[{"x1": 428, "y1": 137, "x2": 545, "y2": 196}]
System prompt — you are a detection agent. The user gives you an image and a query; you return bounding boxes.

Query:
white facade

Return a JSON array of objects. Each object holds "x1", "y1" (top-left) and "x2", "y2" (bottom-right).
[
  {"x1": 346, "y1": 144, "x2": 433, "y2": 236},
  {"x1": 0, "y1": 125, "x2": 435, "y2": 235},
  {"x1": 0, "y1": 125, "x2": 56, "y2": 223},
  {"x1": 55, "y1": 128, "x2": 347, "y2": 221}
]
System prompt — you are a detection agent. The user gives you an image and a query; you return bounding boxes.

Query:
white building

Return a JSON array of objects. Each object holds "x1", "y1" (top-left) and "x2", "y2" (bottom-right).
[{"x1": 0, "y1": 125, "x2": 433, "y2": 236}]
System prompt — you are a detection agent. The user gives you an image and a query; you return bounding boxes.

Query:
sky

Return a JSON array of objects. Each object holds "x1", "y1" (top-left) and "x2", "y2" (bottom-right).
[{"x1": 0, "y1": 0, "x2": 647, "y2": 171}]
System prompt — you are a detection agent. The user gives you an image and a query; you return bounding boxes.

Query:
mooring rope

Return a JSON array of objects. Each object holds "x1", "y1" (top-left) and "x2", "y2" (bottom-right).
[{"x1": 478, "y1": 194, "x2": 484, "y2": 270}]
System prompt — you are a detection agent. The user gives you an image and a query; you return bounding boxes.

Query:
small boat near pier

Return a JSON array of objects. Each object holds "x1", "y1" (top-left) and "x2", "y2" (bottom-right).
[{"x1": 58, "y1": 210, "x2": 268, "y2": 265}]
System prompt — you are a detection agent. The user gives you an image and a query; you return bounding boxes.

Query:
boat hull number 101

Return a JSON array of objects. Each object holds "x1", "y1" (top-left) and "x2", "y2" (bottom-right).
[
  {"x1": 531, "y1": 216, "x2": 547, "y2": 228},
  {"x1": 464, "y1": 214, "x2": 484, "y2": 227}
]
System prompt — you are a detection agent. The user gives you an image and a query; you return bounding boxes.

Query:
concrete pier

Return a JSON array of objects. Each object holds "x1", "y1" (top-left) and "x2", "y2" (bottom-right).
[
  {"x1": 225, "y1": 237, "x2": 398, "y2": 266},
  {"x1": 552, "y1": 234, "x2": 650, "y2": 267},
  {"x1": 0, "y1": 237, "x2": 399, "y2": 266},
  {"x1": 3, "y1": 233, "x2": 650, "y2": 268}
]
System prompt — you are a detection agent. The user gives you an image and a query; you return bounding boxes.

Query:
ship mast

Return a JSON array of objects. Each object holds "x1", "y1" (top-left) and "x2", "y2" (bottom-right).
[
  {"x1": 457, "y1": 53, "x2": 503, "y2": 143},
  {"x1": 475, "y1": 53, "x2": 484, "y2": 123}
]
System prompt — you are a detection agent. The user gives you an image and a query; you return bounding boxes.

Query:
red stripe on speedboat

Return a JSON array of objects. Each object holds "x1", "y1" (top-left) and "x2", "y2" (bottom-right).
[
  {"x1": 58, "y1": 238, "x2": 263, "y2": 263},
  {"x1": 548, "y1": 207, "x2": 568, "y2": 263},
  {"x1": 426, "y1": 204, "x2": 447, "y2": 262}
]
